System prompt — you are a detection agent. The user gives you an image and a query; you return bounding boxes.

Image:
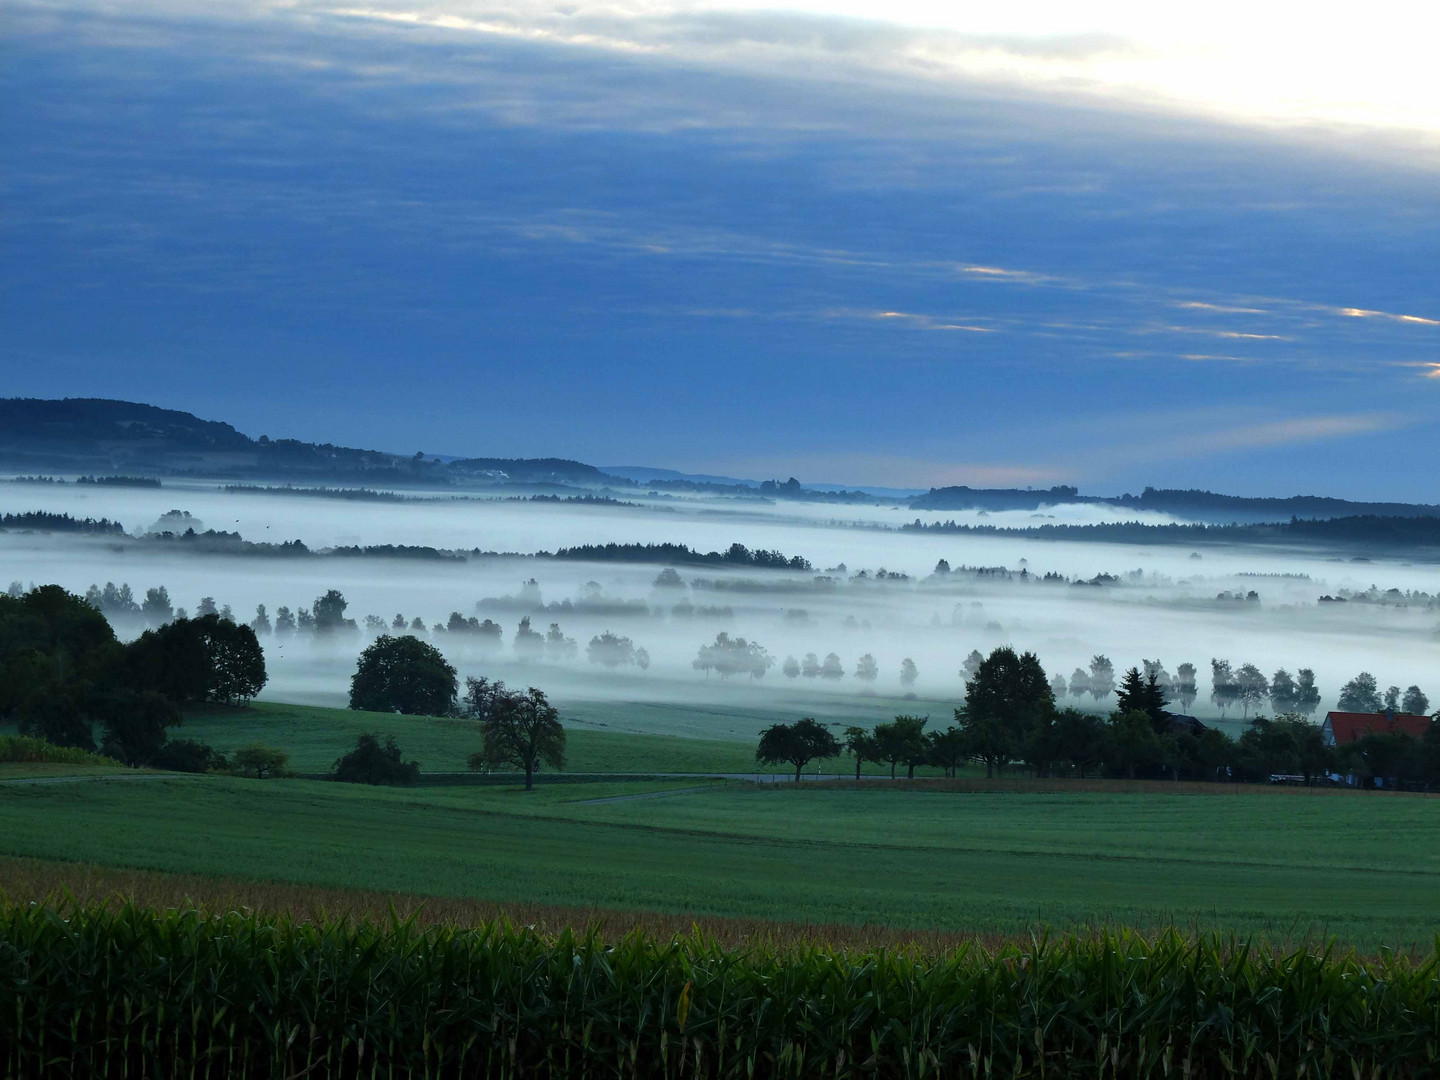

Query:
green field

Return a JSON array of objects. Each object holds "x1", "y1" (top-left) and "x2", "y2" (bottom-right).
[
  {"x1": 3, "y1": 770, "x2": 1437, "y2": 947},
  {"x1": 176, "y1": 700, "x2": 967, "y2": 776}
]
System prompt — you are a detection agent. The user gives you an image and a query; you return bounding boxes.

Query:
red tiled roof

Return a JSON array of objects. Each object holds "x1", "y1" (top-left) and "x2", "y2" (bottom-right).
[{"x1": 1324, "y1": 711, "x2": 1432, "y2": 744}]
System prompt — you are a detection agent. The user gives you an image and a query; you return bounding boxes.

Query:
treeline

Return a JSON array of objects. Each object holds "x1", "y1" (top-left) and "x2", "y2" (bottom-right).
[
  {"x1": 223, "y1": 484, "x2": 419, "y2": 502},
  {"x1": 901, "y1": 515, "x2": 1440, "y2": 549},
  {"x1": 75, "y1": 475, "x2": 160, "y2": 487},
  {"x1": 551, "y1": 542, "x2": 812, "y2": 571},
  {"x1": 519, "y1": 494, "x2": 640, "y2": 507},
  {"x1": 761, "y1": 649, "x2": 1440, "y2": 788},
  {"x1": 909, "y1": 483, "x2": 1440, "y2": 521},
  {"x1": 0, "y1": 512, "x2": 125, "y2": 534},
  {"x1": 0, "y1": 586, "x2": 266, "y2": 768}
]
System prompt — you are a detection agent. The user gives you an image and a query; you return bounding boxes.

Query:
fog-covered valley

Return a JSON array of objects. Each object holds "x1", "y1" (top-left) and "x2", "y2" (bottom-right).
[{"x1": 5, "y1": 480, "x2": 1437, "y2": 732}]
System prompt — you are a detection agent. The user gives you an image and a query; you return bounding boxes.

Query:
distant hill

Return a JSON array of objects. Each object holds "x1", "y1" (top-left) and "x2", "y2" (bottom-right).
[
  {"x1": 600, "y1": 465, "x2": 762, "y2": 488},
  {"x1": 0, "y1": 398, "x2": 614, "y2": 488},
  {"x1": 909, "y1": 484, "x2": 1440, "y2": 524},
  {"x1": 4, "y1": 399, "x2": 1436, "y2": 518}
]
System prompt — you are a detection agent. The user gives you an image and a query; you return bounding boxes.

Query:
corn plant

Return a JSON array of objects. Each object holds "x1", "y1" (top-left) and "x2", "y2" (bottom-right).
[{"x1": 2, "y1": 901, "x2": 1437, "y2": 1078}]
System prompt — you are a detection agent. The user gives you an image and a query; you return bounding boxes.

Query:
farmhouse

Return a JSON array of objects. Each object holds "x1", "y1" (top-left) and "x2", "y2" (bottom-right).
[{"x1": 1321, "y1": 709, "x2": 1432, "y2": 747}]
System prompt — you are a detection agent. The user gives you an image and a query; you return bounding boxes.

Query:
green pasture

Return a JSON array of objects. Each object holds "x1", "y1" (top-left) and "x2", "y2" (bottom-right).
[
  {"x1": 178, "y1": 701, "x2": 965, "y2": 776},
  {"x1": 2, "y1": 773, "x2": 1436, "y2": 947}
]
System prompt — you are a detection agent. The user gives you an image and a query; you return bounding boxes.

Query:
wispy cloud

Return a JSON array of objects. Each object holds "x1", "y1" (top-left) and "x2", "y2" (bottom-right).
[
  {"x1": 1156, "y1": 325, "x2": 1291, "y2": 342},
  {"x1": 1333, "y1": 306, "x2": 1440, "y2": 327},
  {"x1": 871, "y1": 310, "x2": 995, "y2": 332},
  {"x1": 309, "y1": 1, "x2": 1440, "y2": 149},
  {"x1": 707, "y1": 451, "x2": 1064, "y2": 488}
]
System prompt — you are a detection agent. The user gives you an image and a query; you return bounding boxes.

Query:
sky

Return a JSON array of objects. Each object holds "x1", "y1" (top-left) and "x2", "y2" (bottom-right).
[{"x1": 2, "y1": 0, "x2": 1438, "y2": 498}]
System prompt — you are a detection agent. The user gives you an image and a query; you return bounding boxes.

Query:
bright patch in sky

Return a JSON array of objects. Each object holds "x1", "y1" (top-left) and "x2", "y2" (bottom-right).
[
  {"x1": 331, "y1": 0, "x2": 1440, "y2": 138},
  {"x1": 2, "y1": 0, "x2": 1438, "y2": 495}
]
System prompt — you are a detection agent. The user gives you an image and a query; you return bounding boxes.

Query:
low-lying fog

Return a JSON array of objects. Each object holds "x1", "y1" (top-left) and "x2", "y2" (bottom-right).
[{"x1": 4, "y1": 482, "x2": 1437, "y2": 732}]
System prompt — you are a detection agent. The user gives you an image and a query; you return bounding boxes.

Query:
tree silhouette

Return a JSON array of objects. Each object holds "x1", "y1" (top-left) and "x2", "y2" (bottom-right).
[
  {"x1": 468, "y1": 686, "x2": 565, "y2": 791},
  {"x1": 1337, "y1": 672, "x2": 1383, "y2": 712},
  {"x1": 349, "y1": 635, "x2": 456, "y2": 715},
  {"x1": 756, "y1": 717, "x2": 840, "y2": 781}
]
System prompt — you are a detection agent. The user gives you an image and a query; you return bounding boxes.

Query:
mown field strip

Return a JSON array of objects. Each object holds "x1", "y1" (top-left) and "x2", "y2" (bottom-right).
[{"x1": 3, "y1": 775, "x2": 1438, "y2": 946}]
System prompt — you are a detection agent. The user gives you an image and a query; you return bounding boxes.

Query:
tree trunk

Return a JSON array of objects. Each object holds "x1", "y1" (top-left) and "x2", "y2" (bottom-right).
[
  {"x1": 890, "y1": 761, "x2": 896, "y2": 779},
  {"x1": 524, "y1": 761, "x2": 534, "y2": 791},
  {"x1": 794, "y1": 762, "x2": 803, "y2": 782},
  {"x1": 854, "y1": 756, "x2": 861, "y2": 780},
  {"x1": 985, "y1": 760, "x2": 993, "y2": 779},
  {"x1": 907, "y1": 762, "x2": 915, "y2": 780}
]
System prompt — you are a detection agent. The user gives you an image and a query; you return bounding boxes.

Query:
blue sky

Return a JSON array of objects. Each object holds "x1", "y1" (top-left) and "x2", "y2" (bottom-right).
[{"x1": 2, "y1": 1, "x2": 1438, "y2": 498}]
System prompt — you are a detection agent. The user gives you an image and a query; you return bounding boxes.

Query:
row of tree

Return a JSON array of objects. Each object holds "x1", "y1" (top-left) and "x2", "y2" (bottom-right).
[
  {"x1": 29, "y1": 582, "x2": 1433, "y2": 718},
  {"x1": 756, "y1": 648, "x2": 1440, "y2": 786}
]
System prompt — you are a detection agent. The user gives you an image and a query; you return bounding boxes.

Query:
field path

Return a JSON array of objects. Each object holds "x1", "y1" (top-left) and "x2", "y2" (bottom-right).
[
  {"x1": 574, "y1": 785, "x2": 716, "y2": 805},
  {"x1": 0, "y1": 773, "x2": 198, "y2": 787}
]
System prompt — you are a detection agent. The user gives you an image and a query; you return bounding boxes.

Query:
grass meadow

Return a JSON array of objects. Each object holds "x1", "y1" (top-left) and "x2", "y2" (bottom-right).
[
  {"x1": 3, "y1": 764, "x2": 1438, "y2": 948},
  {"x1": 176, "y1": 700, "x2": 958, "y2": 776}
]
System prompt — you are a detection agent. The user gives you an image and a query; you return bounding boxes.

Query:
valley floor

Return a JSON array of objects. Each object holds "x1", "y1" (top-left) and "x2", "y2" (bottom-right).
[{"x1": 3, "y1": 734, "x2": 1437, "y2": 949}]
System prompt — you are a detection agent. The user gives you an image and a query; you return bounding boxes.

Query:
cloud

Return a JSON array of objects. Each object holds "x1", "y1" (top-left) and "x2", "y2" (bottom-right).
[
  {"x1": 303, "y1": 0, "x2": 1440, "y2": 156},
  {"x1": 1174, "y1": 300, "x2": 1269, "y2": 315},
  {"x1": 870, "y1": 310, "x2": 995, "y2": 332},
  {"x1": 704, "y1": 410, "x2": 1410, "y2": 489},
  {"x1": 1066, "y1": 411, "x2": 1415, "y2": 479},
  {"x1": 1333, "y1": 306, "x2": 1440, "y2": 327},
  {"x1": 704, "y1": 451, "x2": 1064, "y2": 488}
]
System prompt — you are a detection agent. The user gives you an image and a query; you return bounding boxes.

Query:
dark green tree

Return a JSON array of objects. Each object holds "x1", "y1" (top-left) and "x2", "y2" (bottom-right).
[
  {"x1": 1279, "y1": 715, "x2": 1331, "y2": 784},
  {"x1": 1294, "y1": 669, "x2": 1322, "y2": 718},
  {"x1": 926, "y1": 724, "x2": 969, "y2": 778},
  {"x1": 1116, "y1": 667, "x2": 1170, "y2": 731},
  {"x1": 756, "y1": 717, "x2": 840, "y2": 782},
  {"x1": 313, "y1": 589, "x2": 358, "y2": 637},
  {"x1": 0, "y1": 585, "x2": 121, "y2": 722},
  {"x1": 125, "y1": 614, "x2": 266, "y2": 706},
  {"x1": 1103, "y1": 709, "x2": 1172, "y2": 780},
  {"x1": 1269, "y1": 669, "x2": 1299, "y2": 714},
  {"x1": 333, "y1": 733, "x2": 420, "y2": 785},
  {"x1": 152, "y1": 739, "x2": 224, "y2": 773},
  {"x1": 842, "y1": 725, "x2": 878, "y2": 780},
  {"x1": 195, "y1": 615, "x2": 267, "y2": 704},
  {"x1": 1048, "y1": 708, "x2": 1106, "y2": 778},
  {"x1": 95, "y1": 690, "x2": 180, "y2": 766},
  {"x1": 957, "y1": 647, "x2": 1054, "y2": 778},
  {"x1": 234, "y1": 743, "x2": 288, "y2": 779},
  {"x1": 349, "y1": 635, "x2": 457, "y2": 715},
  {"x1": 872, "y1": 715, "x2": 929, "y2": 779},
  {"x1": 1422, "y1": 722, "x2": 1440, "y2": 789},
  {"x1": 467, "y1": 686, "x2": 565, "y2": 791},
  {"x1": 1337, "y1": 672, "x2": 1383, "y2": 713},
  {"x1": 1233, "y1": 664, "x2": 1270, "y2": 719},
  {"x1": 16, "y1": 692, "x2": 96, "y2": 751}
]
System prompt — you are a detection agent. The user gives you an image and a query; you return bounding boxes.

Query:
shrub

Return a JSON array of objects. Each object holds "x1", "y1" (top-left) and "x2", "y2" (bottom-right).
[
  {"x1": 94, "y1": 690, "x2": 180, "y2": 766},
  {"x1": 15, "y1": 693, "x2": 95, "y2": 751},
  {"x1": 150, "y1": 739, "x2": 224, "y2": 774},
  {"x1": 332, "y1": 734, "x2": 419, "y2": 785},
  {"x1": 232, "y1": 743, "x2": 288, "y2": 779},
  {"x1": 0, "y1": 735, "x2": 110, "y2": 766}
]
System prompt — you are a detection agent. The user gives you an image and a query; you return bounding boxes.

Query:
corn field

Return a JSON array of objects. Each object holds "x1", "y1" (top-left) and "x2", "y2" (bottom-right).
[
  {"x1": 2, "y1": 902, "x2": 1437, "y2": 1078},
  {"x1": 0, "y1": 735, "x2": 111, "y2": 765}
]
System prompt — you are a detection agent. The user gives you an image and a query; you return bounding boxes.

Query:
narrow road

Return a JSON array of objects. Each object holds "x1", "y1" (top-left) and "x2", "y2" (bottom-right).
[
  {"x1": 0, "y1": 772, "x2": 201, "y2": 787},
  {"x1": 574, "y1": 785, "x2": 717, "y2": 805}
]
